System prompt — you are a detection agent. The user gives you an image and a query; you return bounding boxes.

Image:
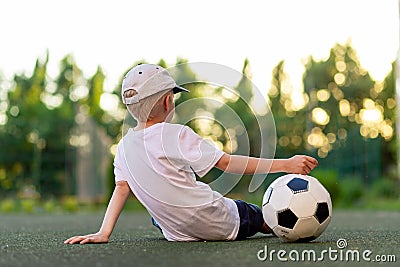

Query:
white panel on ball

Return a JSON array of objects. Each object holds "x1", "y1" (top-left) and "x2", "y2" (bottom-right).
[
  {"x1": 267, "y1": 185, "x2": 294, "y2": 211},
  {"x1": 293, "y1": 216, "x2": 320, "y2": 238},
  {"x1": 290, "y1": 193, "x2": 318, "y2": 218},
  {"x1": 262, "y1": 204, "x2": 278, "y2": 228}
]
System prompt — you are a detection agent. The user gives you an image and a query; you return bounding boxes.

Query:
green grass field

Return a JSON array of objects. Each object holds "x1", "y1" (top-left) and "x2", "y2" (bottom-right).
[{"x1": 0, "y1": 210, "x2": 398, "y2": 267}]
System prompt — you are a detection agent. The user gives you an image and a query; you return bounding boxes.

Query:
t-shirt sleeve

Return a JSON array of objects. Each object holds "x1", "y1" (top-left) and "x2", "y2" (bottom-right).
[
  {"x1": 179, "y1": 126, "x2": 225, "y2": 177},
  {"x1": 114, "y1": 142, "x2": 129, "y2": 183}
]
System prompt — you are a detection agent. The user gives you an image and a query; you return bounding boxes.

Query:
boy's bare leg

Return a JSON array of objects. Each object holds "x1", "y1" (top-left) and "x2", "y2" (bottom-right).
[{"x1": 261, "y1": 222, "x2": 274, "y2": 235}]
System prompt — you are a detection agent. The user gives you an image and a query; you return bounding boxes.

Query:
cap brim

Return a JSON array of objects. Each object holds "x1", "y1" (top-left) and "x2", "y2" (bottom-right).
[{"x1": 173, "y1": 85, "x2": 189, "y2": 94}]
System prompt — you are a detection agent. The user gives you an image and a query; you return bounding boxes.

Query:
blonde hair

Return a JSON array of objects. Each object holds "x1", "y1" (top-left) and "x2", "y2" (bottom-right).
[{"x1": 124, "y1": 89, "x2": 172, "y2": 122}]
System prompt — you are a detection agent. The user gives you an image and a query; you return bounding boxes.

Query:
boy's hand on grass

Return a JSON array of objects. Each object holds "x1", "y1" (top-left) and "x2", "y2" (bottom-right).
[
  {"x1": 64, "y1": 232, "x2": 109, "y2": 244},
  {"x1": 287, "y1": 155, "x2": 318, "y2": 175}
]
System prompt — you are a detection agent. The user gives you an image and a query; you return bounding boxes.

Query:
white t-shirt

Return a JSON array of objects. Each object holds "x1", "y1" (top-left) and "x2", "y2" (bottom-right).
[{"x1": 114, "y1": 122, "x2": 240, "y2": 241}]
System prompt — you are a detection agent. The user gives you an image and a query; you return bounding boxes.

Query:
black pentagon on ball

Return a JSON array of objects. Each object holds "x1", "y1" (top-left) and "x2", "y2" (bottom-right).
[
  {"x1": 277, "y1": 209, "x2": 298, "y2": 229},
  {"x1": 315, "y1": 202, "x2": 330, "y2": 223},
  {"x1": 287, "y1": 177, "x2": 309, "y2": 193},
  {"x1": 263, "y1": 187, "x2": 273, "y2": 206}
]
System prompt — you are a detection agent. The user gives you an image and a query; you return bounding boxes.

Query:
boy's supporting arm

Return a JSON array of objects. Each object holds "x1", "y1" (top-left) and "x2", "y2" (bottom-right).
[
  {"x1": 215, "y1": 154, "x2": 318, "y2": 175},
  {"x1": 64, "y1": 181, "x2": 131, "y2": 244}
]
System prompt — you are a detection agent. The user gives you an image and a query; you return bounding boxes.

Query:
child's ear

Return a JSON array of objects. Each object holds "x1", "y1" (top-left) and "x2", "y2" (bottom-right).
[{"x1": 164, "y1": 94, "x2": 171, "y2": 111}]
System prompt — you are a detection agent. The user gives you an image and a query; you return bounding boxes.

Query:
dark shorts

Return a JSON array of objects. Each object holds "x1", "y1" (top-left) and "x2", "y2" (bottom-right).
[{"x1": 234, "y1": 200, "x2": 265, "y2": 240}]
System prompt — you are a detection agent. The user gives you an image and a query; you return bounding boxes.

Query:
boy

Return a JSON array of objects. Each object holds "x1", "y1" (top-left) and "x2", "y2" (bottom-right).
[{"x1": 64, "y1": 64, "x2": 318, "y2": 244}]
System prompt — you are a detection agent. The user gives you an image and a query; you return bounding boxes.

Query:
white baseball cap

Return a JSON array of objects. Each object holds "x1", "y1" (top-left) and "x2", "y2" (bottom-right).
[{"x1": 121, "y1": 64, "x2": 189, "y2": 105}]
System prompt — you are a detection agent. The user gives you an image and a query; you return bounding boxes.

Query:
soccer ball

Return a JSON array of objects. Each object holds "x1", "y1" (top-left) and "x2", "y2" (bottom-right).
[{"x1": 262, "y1": 174, "x2": 332, "y2": 242}]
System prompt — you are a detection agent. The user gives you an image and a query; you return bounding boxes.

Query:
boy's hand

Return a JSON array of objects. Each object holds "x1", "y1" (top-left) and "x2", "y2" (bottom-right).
[
  {"x1": 287, "y1": 155, "x2": 318, "y2": 175},
  {"x1": 63, "y1": 181, "x2": 130, "y2": 245},
  {"x1": 64, "y1": 232, "x2": 109, "y2": 244}
]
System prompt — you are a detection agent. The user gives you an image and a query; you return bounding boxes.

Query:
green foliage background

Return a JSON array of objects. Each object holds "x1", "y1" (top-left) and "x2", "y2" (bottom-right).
[{"x1": 0, "y1": 42, "x2": 399, "y2": 208}]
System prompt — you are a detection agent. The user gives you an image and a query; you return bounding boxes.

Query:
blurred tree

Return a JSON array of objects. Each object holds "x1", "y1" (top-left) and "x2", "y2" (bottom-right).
[
  {"x1": 0, "y1": 54, "x2": 84, "y2": 196},
  {"x1": 377, "y1": 61, "x2": 397, "y2": 175},
  {"x1": 87, "y1": 66, "x2": 105, "y2": 121},
  {"x1": 2, "y1": 53, "x2": 51, "y2": 195},
  {"x1": 214, "y1": 59, "x2": 258, "y2": 156},
  {"x1": 8, "y1": 54, "x2": 50, "y2": 195},
  {"x1": 211, "y1": 59, "x2": 275, "y2": 195},
  {"x1": 269, "y1": 60, "x2": 308, "y2": 157},
  {"x1": 267, "y1": 42, "x2": 395, "y2": 182},
  {"x1": 86, "y1": 66, "x2": 122, "y2": 139},
  {"x1": 302, "y1": 42, "x2": 393, "y2": 181},
  {"x1": 51, "y1": 55, "x2": 83, "y2": 195},
  {"x1": 170, "y1": 58, "x2": 208, "y2": 134},
  {"x1": 304, "y1": 43, "x2": 374, "y2": 152}
]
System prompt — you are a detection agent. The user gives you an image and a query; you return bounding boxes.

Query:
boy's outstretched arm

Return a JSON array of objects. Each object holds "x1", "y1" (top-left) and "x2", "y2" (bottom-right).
[
  {"x1": 216, "y1": 154, "x2": 318, "y2": 175},
  {"x1": 64, "y1": 181, "x2": 131, "y2": 244}
]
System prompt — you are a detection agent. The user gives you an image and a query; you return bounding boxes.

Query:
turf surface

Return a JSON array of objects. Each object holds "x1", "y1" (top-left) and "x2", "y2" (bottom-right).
[{"x1": 0, "y1": 210, "x2": 398, "y2": 267}]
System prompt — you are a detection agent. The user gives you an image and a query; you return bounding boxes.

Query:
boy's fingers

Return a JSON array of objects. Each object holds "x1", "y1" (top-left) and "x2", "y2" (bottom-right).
[
  {"x1": 64, "y1": 234, "x2": 104, "y2": 245},
  {"x1": 304, "y1": 156, "x2": 318, "y2": 165},
  {"x1": 302, "y1": 166, "x2": 311, "y2": 175},
  {"x1": 65, "y1": 236, "x2": 87, "y2": 244},
  {"x1": 80, "y1": 236, "x2": 108, "y2": 244},
  {"x1": 310, "y1": 157, "x2": 319, "y2": 166},
  {"x1": 304, "y1": 156, "x2": 318, "y2": 169},
  {"x1": 64, "y1": 237, "x2": 77, "y2": 244},
  {"x1": 300, "y1": 156, "x2": 318, "y2": 174},
  {"x1": 80, "y1": 238, "x2": 91, "y2": 244},
  {"x1": 305, "y1": 165, "x2": 312, "y2": 174},
  {"x1": 66, "y1": 237, "x2": 80, "y2": 244},
  {"x1": 64, "y1": 236, "x2": 76, "y2": 242},
  {"x1": 305, "y1": 160, "x2": 316, "y2": 171}
]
